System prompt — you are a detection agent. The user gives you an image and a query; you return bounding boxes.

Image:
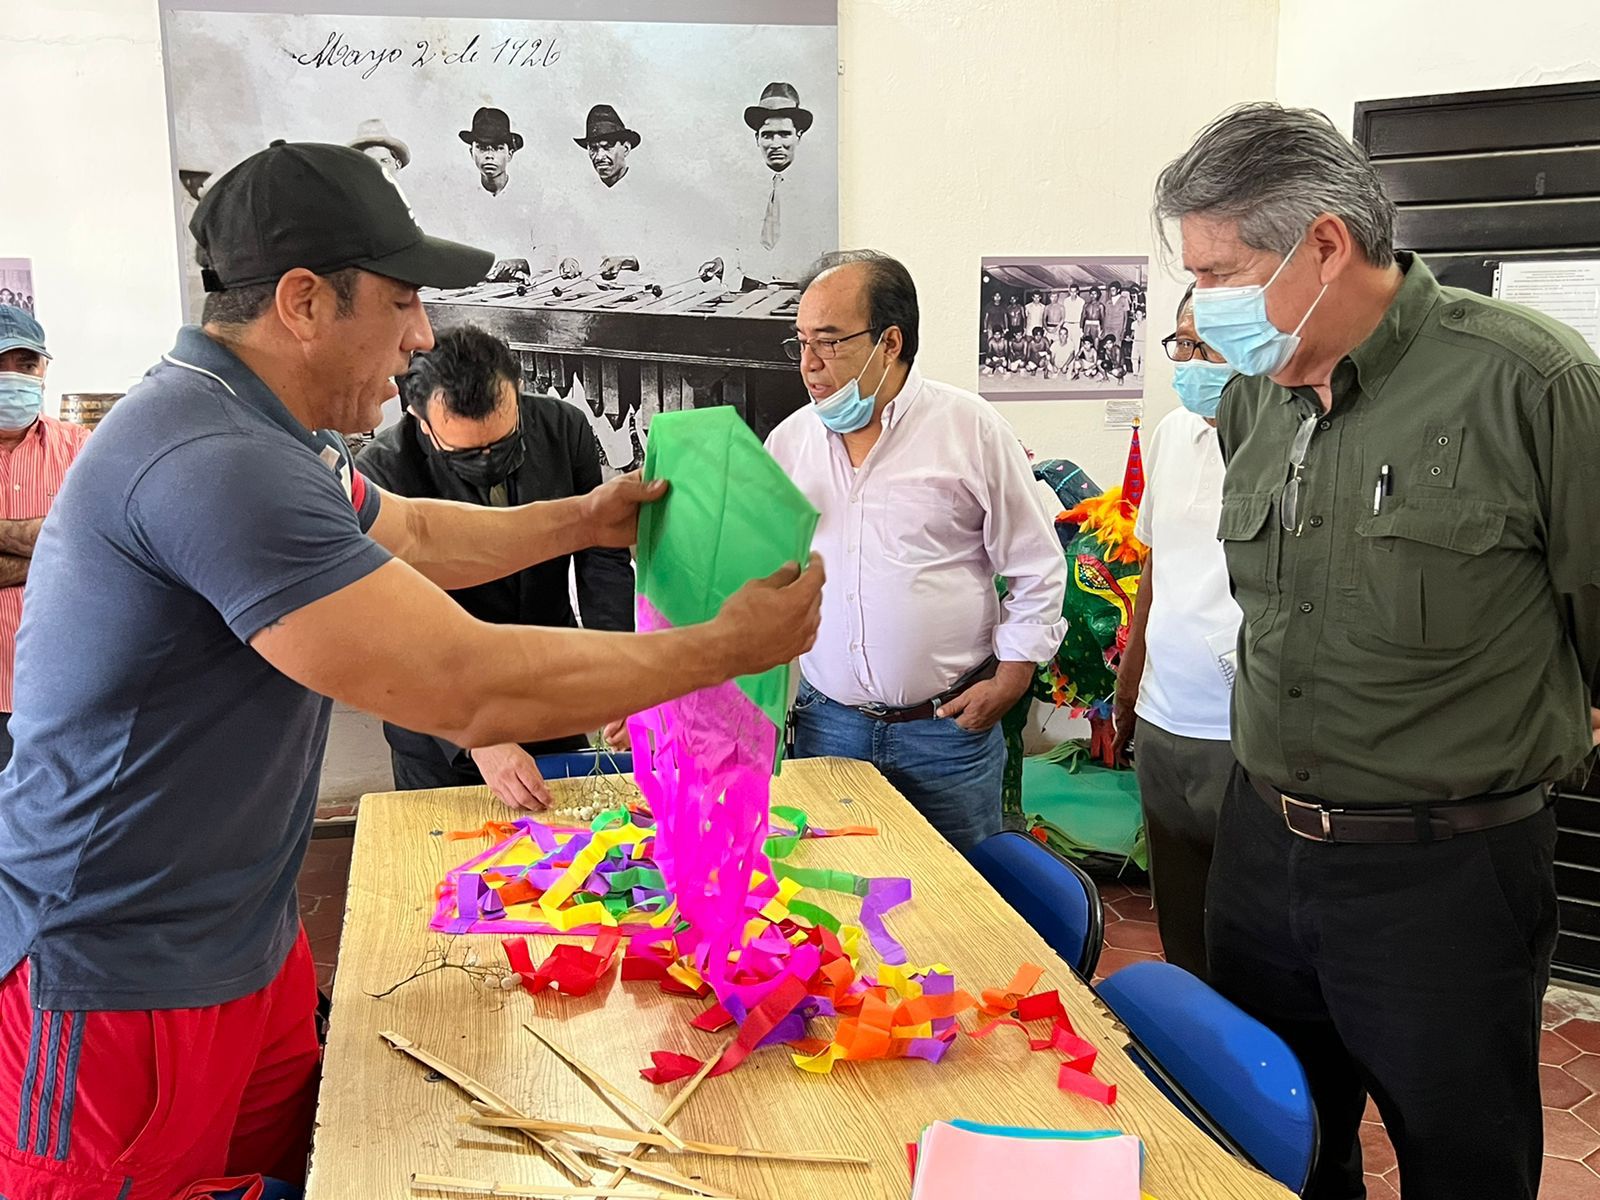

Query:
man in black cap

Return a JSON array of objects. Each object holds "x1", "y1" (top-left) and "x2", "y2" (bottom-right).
[
  {"x1": 460, "y1": 105, "x2": 522, "y2": 197},
  {"x1": 0, "y1": 141, "x2": 823, "y2": 1198},
  {"x1": 575, "y1": 104, "x2": 639, "y2": 188}
]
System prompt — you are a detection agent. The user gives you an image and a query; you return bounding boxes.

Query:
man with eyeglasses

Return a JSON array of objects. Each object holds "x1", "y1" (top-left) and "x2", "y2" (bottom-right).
[
  {"x1": 1156, "y1": 103, "x2": 1600, "y2": 1200},
  {"x1": 358, "y1": 325, "x2": 635, "y2": 806},
  {"x1": 1111, "y1": 285, "x2": 1238, "y2": 979},
  {"x1": 767, "y1": 249, "x2": 1067, "y2": 854}
]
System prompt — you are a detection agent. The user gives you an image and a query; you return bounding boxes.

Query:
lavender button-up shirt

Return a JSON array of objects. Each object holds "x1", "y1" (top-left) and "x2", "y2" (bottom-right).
[{"x1": 766, "y1": 366, "x2": 1067, "y2": 708}]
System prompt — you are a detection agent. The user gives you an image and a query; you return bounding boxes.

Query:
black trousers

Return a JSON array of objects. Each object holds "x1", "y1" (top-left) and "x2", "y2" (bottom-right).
[
  {"x1": 1131, "y1": 720, "x2": 1233, "y2": 979},
  {"x1": 0, "y1": 711, "x2": 11, "y2": 772},
  {"x1": 1206, "y1": 767, "x2": 1557, "y2": 1200}
]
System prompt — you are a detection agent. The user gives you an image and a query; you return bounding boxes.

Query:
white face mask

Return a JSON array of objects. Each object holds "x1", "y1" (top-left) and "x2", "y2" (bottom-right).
[{"x1": 1191, "y1": 237, "x2": 1328, "y2": 377}]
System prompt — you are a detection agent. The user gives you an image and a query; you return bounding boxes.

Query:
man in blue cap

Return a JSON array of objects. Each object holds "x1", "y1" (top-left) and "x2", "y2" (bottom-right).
[{"x1": 0, "y1": 305, "x2": 88, "y2": 768}]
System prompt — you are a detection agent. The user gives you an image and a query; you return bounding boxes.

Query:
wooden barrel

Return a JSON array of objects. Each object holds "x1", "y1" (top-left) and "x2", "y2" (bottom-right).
[{"x1": 58, "y1": 392, "x2": 123, "y2": 431}]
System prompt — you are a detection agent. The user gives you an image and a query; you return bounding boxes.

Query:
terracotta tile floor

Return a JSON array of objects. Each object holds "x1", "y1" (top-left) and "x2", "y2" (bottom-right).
[{"x1": 299, "y1": 840, "x2": 1600, "y2": 1195}]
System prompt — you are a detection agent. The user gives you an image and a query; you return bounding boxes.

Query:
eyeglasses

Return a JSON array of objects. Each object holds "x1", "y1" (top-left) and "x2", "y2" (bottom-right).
[
  {"x1": 1160, "y1": 334, "x2": 1220, "y2": 363},
  {"x1": 409, "y1": 406, "x2": 521, "y2": 459},
  {"x1": 782, "y1": 328, "x2": 877, "y2": 362},
  {"x1": 1280, "y1": 413, "x2": 1319, "y2": 534}
]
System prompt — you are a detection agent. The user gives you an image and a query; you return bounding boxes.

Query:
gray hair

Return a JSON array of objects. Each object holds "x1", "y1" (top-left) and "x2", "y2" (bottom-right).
[{"x1": 1154, "y1": 103, "x2": 1397, "y2": 268}]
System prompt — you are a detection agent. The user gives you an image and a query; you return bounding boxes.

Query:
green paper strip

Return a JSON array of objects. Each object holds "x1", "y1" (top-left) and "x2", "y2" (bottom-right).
[{"x1": 788, "y1": 900, "x2": 843, "y2": 932}]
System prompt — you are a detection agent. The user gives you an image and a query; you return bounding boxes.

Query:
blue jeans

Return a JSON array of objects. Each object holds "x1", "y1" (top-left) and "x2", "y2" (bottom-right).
[{"x1": 790, "y1": 678, "x2": 1004, "y2": 854}]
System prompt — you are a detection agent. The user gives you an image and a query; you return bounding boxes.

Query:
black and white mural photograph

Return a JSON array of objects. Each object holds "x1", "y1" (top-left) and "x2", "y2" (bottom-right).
[
  {"x1": 159, "y1": 1, "x2": 839, "y2": 469},
  {"x1": 977, "y1": 255, "x2": 1148, "y2": 402}
]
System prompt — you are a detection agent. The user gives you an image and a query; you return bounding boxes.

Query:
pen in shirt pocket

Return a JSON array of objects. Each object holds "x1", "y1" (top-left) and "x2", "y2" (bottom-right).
[{"x1": 1372, "y1": 464, "x2": 1392, "y2": 515}]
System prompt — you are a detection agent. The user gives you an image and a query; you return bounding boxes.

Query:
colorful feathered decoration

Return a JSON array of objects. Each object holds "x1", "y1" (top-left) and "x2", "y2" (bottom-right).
[{"x1": 1030, "y1": 424, "x2": 1148, "y2": 743}]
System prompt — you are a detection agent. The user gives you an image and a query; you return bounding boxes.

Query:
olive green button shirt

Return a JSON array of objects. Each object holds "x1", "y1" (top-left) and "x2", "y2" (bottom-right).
[{"x1": 1216, "y1": 253, "x2": 1600, "y2": 806}]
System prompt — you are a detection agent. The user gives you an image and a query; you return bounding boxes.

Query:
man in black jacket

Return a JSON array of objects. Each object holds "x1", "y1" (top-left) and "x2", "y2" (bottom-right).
[{"x1": 359, "y1": 326, "x2": 634, "y2": 808}]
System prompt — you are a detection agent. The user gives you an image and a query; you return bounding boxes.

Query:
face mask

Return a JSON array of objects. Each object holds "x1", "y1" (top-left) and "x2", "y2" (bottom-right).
[
  {"x1": 1173, "y1": 360, "x2": 1235, "y2": 419},
  {"x1": 420, "y1": 418, "x2": 525, "y2": 489},
  {"x1": 813, "y1": 333, "x2": 891, "y2": 434},
  {"x1": 0, "y1": 373, "x2": 44, "y2": 431},
  {"x1": 1192, "y1": 239, "x2": 1329, "y2": 377}
]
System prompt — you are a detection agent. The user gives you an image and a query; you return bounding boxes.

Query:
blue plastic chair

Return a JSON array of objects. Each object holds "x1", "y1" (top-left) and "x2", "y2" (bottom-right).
[
  {"x1": 968, "y1": 830, "x2": 1104, "y2": 981},
  {"x1": 1095, "y1": 960, "x2": 1318, "y2": 1193},
  {"x1": 533, "y1": 749, "x2": 634, "y2": 779}
]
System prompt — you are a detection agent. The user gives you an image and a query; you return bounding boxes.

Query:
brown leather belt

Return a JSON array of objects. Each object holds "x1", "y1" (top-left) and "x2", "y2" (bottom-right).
[
  {"x1": 850, "y1": 657, "x2": 1000, "y2": 724},
  {"x1": 1247, "y1": 772, "x2": 1550, "y2": 844}
]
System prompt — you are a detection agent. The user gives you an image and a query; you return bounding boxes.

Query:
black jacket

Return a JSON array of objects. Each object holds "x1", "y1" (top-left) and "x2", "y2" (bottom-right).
[{"x1": 357, "y1": 393, "x2": 635, "y2": 771}]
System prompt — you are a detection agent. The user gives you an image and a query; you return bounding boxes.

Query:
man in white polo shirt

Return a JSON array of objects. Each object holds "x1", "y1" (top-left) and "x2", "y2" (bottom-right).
[{"x1": 1111, "y1": 285, "x2": 1237, "y2": 977}]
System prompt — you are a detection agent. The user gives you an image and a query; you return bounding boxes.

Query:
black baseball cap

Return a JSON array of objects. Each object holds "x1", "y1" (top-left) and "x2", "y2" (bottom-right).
[{"x1": 191, "y1": 141, "x2": 493, "y2": 292}]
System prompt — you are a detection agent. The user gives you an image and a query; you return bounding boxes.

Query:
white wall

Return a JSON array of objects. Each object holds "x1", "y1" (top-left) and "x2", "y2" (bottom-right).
[
  {"x1": 838, "y1": 0, "x2": 1279, "y2": 484},
  {"x1": 0, "y1": 3, "x2": 184, "y2": 410},
  {"x1": 1277, "y1": 0, "x2": 1600, "y2": 132}
]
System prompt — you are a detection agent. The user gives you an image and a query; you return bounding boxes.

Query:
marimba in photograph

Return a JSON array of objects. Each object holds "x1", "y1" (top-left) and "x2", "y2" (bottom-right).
[{"x1": 423, "y1": 259, "x2": 808, "y2": 473}]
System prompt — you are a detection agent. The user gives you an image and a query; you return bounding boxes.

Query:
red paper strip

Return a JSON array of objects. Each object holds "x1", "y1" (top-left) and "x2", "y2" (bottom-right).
[
  {"x1": 711, "y1": 974, "x2": 810, "y2": 1076},
  {"x1": 1016, "y1": 990, "x2": 1067, "y2": 1022},
  {"x1": 503, "y1": 930, "x2": 621, "y2": 998},
  {"x1": 690, "y1": 1002, "x2": 734, "y2": 1033},
  {"x1": 639, "y1": 1050, "x2": 704, "y2": 1084},
  {"x1": 1058, "y1": 1060, "x2": 1117, "y2": 1105},
  {"x1": 620, "y1": 943, "x2": 709, "y2": 997}
]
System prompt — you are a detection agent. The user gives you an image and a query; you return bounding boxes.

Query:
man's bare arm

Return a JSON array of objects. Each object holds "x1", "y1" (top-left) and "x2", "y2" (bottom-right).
[
  {"x1": 0, "y1": 519, "x2": 43, "y2": 559},
  {"x1": 363, "y1": 473, "x2": 664, "y2": 591},
  {"x1": 250, "y1": 553, "x2": 823, "y2": 748},
  {"x1": 0, "y1": 554, "x2": 28, "y2": 588}
]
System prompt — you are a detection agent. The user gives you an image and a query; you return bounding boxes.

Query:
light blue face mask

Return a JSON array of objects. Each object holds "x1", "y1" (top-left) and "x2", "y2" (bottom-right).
[
  {"x1": 0, "y1": 373, "x2": 44, "y2": 431},
  {"x1": 813, "y1": 333, "x2": 890, "y2": 434},
  {"x1": 1173, "y1": 359, "x2": 1235, "y2": 419},
  {"x1": 1191, "y1": 239, "x2": 1328, "y2": 377}
]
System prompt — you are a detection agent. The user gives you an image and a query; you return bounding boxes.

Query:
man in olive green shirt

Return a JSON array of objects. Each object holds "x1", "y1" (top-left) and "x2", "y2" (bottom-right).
[{"x1": 1155, "y1": 103, "x2": 1600, "y2": 1200}]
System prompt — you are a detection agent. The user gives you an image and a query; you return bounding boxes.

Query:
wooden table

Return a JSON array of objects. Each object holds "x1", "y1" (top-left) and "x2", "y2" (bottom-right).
[{"x1": 306, "y1": 758, "x2": 1293, "y2": 1200}]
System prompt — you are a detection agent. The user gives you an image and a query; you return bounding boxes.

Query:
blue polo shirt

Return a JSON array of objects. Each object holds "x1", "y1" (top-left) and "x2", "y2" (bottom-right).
[{"x1": 0, "y1": 327, "x2": 392, "y2": 1011}]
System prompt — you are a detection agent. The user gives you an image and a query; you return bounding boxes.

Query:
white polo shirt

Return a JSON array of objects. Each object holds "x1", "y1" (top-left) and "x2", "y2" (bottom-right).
[{"x1": 1131, "y1": 408, "x2": 1241, "y2": 740}]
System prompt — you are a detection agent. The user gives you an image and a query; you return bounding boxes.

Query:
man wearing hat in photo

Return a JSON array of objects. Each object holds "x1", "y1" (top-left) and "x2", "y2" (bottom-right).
[
  {"x1": 461, "y1": 104, "x2": 522, "y2": 197},
  {"x1": 0, "y1": 140, "x2": 823, "y2": 1198},
  {"x1": 0, "y1": 305, "x2": 89, "y2": 772},
  {"x1": 457, "y1": 105, "x2": 540, "y2": 284},
  {"x1": 575, "y1": 103, "x2": 639, "y2": 189},
  {"x1": 730, "y1": 81, "x2": 834, "y2": 288},
  {"x1": 348, "y1": 117, "x2": 410, "y2": 176}
]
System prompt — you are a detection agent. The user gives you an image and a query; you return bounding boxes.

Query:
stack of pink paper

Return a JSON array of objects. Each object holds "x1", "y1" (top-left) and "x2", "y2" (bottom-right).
[{"x1": 910, "y1": 1119, "x2": 1143, "y2": 1200}]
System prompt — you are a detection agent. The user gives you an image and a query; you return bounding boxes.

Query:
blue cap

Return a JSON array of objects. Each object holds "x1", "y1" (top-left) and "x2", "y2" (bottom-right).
[{"x1": 0, "y1": 305, "x2": 48, "y2": 360}]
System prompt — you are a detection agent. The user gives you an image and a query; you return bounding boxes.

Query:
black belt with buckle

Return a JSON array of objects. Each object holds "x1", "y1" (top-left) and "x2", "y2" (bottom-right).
[
  {"x1": 850, "y1": 657, "x2": 1000, "y2": 725},
  {"x1": 1247, "y1": 772, "x2": 1550, "y2": 844}
]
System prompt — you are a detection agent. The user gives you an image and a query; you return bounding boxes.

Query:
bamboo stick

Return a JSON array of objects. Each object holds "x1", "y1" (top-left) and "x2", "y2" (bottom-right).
[
  {"x1": 410, "y1": 1174, "x2": 667, "y2": 1199},
  {"x1": 381, "y1": 1031, "x2": 594, "y2": 1183},
  {"x1": 598, "y1": 1036, "x2": 731, "y2": 1192},
  {"x1": 522, "y1": 1024, "x2": 687, "y2": 1150},
  {"x1": 461, "y1": 1114, "x2": 868, "y2": 1165}
]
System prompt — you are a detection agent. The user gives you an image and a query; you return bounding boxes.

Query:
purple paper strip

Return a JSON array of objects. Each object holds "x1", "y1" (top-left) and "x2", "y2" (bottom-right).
[{"x1": 860, "y1": 876, "x2": 913, "y2": 966}]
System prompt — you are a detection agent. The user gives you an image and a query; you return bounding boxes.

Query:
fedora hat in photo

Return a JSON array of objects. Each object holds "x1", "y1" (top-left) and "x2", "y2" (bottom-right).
[
  {"x1": 458, "y1": 107, "x2": 524, "y2": 151},
  {"x1": 574, "y1": 104, "x2": 641, "y2": 149},
  {"x1": 348, "y1": 118, "x2": 411, "y2": 168},
  {"x1": 743, "y1": 82, "x2": 813, "y2": 134}
]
